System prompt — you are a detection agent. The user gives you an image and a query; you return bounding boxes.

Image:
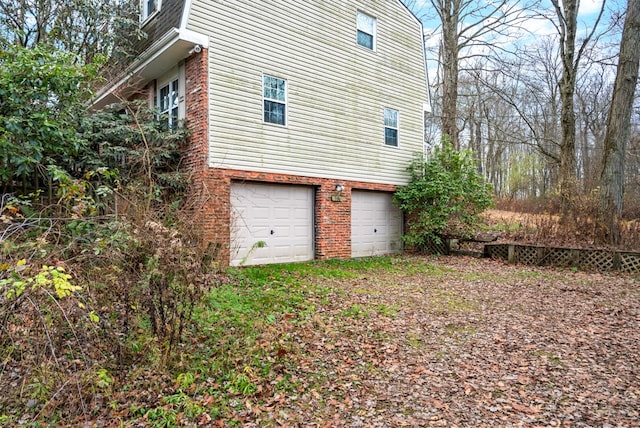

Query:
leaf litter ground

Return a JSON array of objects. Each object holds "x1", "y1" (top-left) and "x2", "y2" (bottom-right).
[
  {"x1": 77, "y1": 256, "x2": 639, "y2": 427},
  {"x1": 235, "y1": 256, "x2": 639, "y2": 427}
]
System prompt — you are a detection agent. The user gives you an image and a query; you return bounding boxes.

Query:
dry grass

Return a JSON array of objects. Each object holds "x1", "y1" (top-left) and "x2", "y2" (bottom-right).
[{"x1": 481, "y1": 209, "x2": 640, "y2": 252}]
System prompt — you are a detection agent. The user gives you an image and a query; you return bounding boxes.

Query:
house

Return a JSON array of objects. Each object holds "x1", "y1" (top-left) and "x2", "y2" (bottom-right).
[{"x1": 93, "y1": 0, "x2": 430, "y2": 266}]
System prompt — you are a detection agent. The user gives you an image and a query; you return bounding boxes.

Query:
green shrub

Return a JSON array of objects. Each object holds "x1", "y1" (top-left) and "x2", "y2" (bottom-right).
[
  {"x1": 0, "y1": 45, "x2": 98, "y2": 189},
  {"x1": 393, "y1": 141, "x2": 494, "y2": 249}
]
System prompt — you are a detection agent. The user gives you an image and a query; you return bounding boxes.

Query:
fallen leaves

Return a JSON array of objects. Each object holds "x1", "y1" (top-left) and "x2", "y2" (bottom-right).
[
  {"x1": 511, "y1": 402, "x2": 541, "y2": 415},
  {"x1": 250, "y1": 256, "x2": 640, "y2": 426},
  {"x1": 16, "y1": 255, "x2": 639, "y2": 427}
]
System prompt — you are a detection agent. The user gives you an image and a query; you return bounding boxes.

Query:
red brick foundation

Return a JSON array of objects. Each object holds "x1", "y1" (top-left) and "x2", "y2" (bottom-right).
[{"x1": 192, "y1": 168, "x2": 395, "y2": 265}]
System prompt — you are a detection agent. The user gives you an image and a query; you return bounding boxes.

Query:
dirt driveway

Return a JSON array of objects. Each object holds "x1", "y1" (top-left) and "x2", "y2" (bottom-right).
[{"x1": 247, "y1": 256, "x2": 640, "y2": 427}]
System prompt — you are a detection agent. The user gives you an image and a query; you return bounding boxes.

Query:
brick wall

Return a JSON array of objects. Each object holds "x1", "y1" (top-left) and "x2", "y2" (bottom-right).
[
  {"x1": 194, "y1": 168, "x2": 396, "y2": 265},
  {"x1": 184, "y1": 49, "x2": 209, "y2": 177}
]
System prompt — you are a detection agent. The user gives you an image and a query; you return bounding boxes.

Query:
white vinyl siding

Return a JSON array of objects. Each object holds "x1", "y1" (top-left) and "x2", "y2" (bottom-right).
[{"x1": 186, "y1": 0, "x2": 428, "y2": 186}]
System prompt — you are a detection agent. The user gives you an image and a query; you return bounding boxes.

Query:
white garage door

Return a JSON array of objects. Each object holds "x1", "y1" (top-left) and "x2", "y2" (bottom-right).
[
  {"x1": 230, "y1": 183, "x2": 314, "y2": 266},
  {"x1": 352, "y1": 191, "x2": 403, "y2": 257}
]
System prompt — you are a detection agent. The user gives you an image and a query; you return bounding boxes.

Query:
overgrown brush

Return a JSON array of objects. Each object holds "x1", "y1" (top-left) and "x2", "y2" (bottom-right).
[
  {"x1": 0, "y1": 188, "x2": 217, "y2": 424},
  {"x1": 0, "y1": 99, "x2": 218, "y2": 423},
  {"x1": 491, "y1": 191, "x2": 640, "y2": 251}
]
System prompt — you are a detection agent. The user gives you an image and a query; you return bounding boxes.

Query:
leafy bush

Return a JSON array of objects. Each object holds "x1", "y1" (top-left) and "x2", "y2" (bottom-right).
[
  {"x1": 80, "y1": 101, "x2": 191, "y2": 208},
  {"x1": 0, "y1": 45, "x2": 188, "y2": 208},
  {"x1": 0, "y1": 45, "x2": 99, "y2": 190},
  {"x1": 393, "y1": 142, "x2": 494, "y2": 248}
]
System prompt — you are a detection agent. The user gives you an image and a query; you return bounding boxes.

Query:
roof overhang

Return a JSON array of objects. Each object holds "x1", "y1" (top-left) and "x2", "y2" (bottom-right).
[{"x1": 91, "y1": 28, "x2": 209, "y2": 110}]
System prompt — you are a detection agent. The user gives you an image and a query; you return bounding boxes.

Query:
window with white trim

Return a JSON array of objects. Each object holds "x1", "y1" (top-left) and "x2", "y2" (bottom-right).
[
  {"x1": 384, "y1": 108, "x2": 398, "y2": 147},
  {"x1": 141, "y1": 0, "x2": 160, "y2": 22},
  {"x1": 357, "y1": 11, "x2": 376, "y2": 50},
  {"x1": 263, "y1": 75, "x2": 286, "y2": 126},
  {"x1": 158, "y1": 78, "x2": 179, "y2": 129}
]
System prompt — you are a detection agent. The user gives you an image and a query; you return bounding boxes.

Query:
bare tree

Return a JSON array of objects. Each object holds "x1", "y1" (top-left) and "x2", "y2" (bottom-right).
[
  {"x1": 546, "y1": 0, "x2": 607, "y2": 214},
  {"x1": 576, "y1": 66, "x2": 613, "y2": 192},
  {"x1": 406, "y1": 0, "x2": 630, "y2": 220},
  {"x1": 406, "y1": 0, "x2": 532, "y2": 150},
  {"x1": 596, "y1": 0, "x2": 640, "y2": 245},
  {"x1": 464, "y1": 40, "x2": 564, "y2": 197}
]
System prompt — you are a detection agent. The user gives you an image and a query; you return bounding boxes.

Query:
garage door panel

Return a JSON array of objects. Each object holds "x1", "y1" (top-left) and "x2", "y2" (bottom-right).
[
  {"x1": 252, "y1": 207, "x2": 270, "y2": 219},
  {"x1": 273, "y1": 207, "x2": 290, "y2": 218},
  {"x1": 352, "y1": 191, "x2": 403, "y2": 257},
  {"x1": 231, "y1": 183, "x2": 314, "y2": 266}
]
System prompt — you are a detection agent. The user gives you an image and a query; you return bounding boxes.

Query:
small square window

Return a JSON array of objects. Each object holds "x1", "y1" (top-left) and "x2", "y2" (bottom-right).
[
  {"x1": 357, "y1": 11, "x2": 376, "y2": 50},
  {"x1": 384, "y1": 108, "x2": 398, "y2": 147},
  {"x1": 263, "y1": 75, "x2": 286, "y2": 126}
]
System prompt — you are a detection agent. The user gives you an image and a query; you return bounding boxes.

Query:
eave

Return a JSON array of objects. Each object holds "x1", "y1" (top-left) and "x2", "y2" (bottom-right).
[{"x1": 91, "y1": 28, "x2": 208, "y2": 110}]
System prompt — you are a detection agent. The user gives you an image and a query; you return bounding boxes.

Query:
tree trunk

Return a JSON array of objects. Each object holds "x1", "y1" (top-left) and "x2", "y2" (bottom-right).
[
  {"x1": 554, "y1": 0, "x2": 579, "y2": 215},
  {"x1": 440, "y1": 0, "x2": 461, "y2": 149},
  {"x1": 558, "y1": 78, "x2": 577, "y2": 214},
  {"x1": 474, "y1": 118, "x2": 483, "y2": 172},
  {"x1": 596, "y1": 0, "x2": 640, "y2": 245}
]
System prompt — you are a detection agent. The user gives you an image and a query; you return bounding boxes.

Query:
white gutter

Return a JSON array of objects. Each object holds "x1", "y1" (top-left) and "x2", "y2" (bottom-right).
[{"x1": 180, "y1": 28, "x2": 209, "y2": 47}]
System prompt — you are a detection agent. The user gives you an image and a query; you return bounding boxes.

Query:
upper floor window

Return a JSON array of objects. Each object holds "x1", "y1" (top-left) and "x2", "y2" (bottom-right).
[
  {"x1": 141, "y1": 0, "x2": 160, "y2": 22},
  {"x1": 384, "y1": 108, "x2": 398, "y2": 147},
  {"x1": 263, "y1": 75, "x2": 286, "y2": 126},
  {"x1": 158, "y1": 78, "x2": 179, "y2": 129},
  {"x1": 357, "y1": 11, "x2": 376, "y2": 50}
]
